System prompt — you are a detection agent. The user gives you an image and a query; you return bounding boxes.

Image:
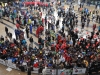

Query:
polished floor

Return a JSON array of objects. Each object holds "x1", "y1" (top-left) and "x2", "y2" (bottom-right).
[
  {"x1": 0, "y1": 64, "x2": 38, "y2": 75},
  {"x1": 0, "y1": 3, "x2": 100, "y2": 75}
]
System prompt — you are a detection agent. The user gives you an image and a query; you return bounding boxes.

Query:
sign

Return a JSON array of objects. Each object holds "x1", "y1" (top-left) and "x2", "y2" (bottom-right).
[
  {"x1": 0, "y1": 59, "x2": 6, "y2": 65},
  {"x1": 32, "y1": 68, "x2": 71, "y2": 75},
  {"x1": 73, "y1": 68, "x2": 86, "y2": 74},
  {"x1": 51, "y1": 69, "x2": 71, "y2": 75},
  {"x1": 7, "y1": 59, "x2": 16, "y2": 69},
  {"x1": 59, "y1": 69, "x2": 71, "y2": 75}
]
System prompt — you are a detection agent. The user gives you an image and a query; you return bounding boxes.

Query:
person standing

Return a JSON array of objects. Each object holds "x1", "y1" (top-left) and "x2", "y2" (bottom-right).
[
  {"x1": 56, "y1": 19, "x2": 59, "y2": 28},
  {"x1": 16, "y1": 23, "x2": 20, "y2": 29},
  {"x1": 38, "y1": 36, "x2": 42, "y2": 49},
  {"x1": 38, "y1": 36, "x2": 42, "y2": 44},
  {"x1": 93, "y1": 24, "x2": 96, "y2": 32},
  {"x1": 15, "y1": 29, "x2": 18, "y2": 40},
  {"x1": 98, "y1": 26, "x2": 100, "y2": 32},
  {"x1": 99, "y1": 16, "x2": 100, "y2": 24},
  {"x1": 24, "y1": 16, "x2": 26, "y2": 26},
  {"x1": 0, "y1": 35, "x2": 4, "y2": 42},
  {"x1": 87, "y1": 17, "x2": 90, "y2": 27},
  {"x1": 0, "y1": 7, "x2": 3, "y2": 22},
  {"x1": 82, "y1": 22, "x2": 85, "y2": 29},
  {"x1": 11, "y1": 12, "x2": 15, "y2": 24},
  {"x1": 8, "y1": 32, "x2": 12, "y2": 40},
  {"x1": 5, "y1": 27, "x2": 8, "y2": 36},
  {"x1": 45, "y1": 14, "x2": 47, "y2": 25},
  {"x1": 29, "y1": 36, "x2": 33, "y2": 47},
  {"x1": 29, "y1": 36, "x2": 33, "y2": 43},
  {"x1": 30, "y1": 24, "x2": 33, "y2": 34},
  {"x1": 27, "y1": 66, "x2": 31, "y2": 75},
  {"x1": 38, "y1": 63, "x2": 43, "y2": 75},
  {"x1": 92, "y1": 13, "x2": 95, "y2": 21},
  {"x1": 26, "y1": 26, "x2": 29, "y2": 38},
  {"x1": 62, "y1": 24, "x2": 64, "y2": 33}
]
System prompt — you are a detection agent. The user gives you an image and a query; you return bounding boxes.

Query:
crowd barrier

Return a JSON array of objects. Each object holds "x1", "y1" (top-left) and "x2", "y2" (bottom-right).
[{"x1": 0, "y1": 59, "x2": 86, "y2": 75}]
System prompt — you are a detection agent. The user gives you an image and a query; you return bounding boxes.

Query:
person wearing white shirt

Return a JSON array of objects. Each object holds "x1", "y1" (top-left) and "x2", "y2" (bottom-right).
[
  {"x1": 23, "y1": 50, "x2": 28, "y2": 55},
  {"x1": 60, "y1": 55, "x2": 65, "y2": 63},
  {"x1": 32, "y1": 20, "x2": 34, "y2": 25}
]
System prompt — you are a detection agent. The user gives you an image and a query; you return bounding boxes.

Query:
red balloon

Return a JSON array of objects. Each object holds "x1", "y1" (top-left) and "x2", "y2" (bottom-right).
[
  {"x1": 29, "y1": 2, "x2": 33, "y2": 5},
  {"x1": 38, "y1": 2, "x2": 42, "y2": 6},
  {"x1": 44, "y1": 3, "x2": 48, "y2": 7},
  {"x1": 32, "y1": 2, "x2": 35, "y2": 5}
]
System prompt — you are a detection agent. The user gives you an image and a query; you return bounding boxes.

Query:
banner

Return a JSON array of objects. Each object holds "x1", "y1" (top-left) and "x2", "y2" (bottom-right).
[
  {"x1": 0, "y1": 59, "x2": 6, "y2": 65},
  {"x1": 32, "y1": 68, "x2": 71, "y2": 75},
  {"x1": 51, "y1": 69, "x2": 71, "y2": 75},
  {"x1": 7, "y1": 59, "x2": 16, "y2": 69},
  {"x1": 59, "y1": 69, "x2": 71, "y2": 75},
  {"x1": 73, "y1": 68, "x2": 86, "y2": 74}
]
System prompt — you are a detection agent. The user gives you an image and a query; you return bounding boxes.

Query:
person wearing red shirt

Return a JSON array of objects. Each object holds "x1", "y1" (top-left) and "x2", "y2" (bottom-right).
[
  {"x1": 93, "y1": 24, "x2": 96, "y2": 32},
  {"x1": 3, "y1": 49, "x2": 7, "y2": 55},
  {"x1": 56, "y1": 43, "x2": 60, "y2": 52},
  {"x1": 36, "y1": 26, "x2": 41, "y2": 37},
  {"x1": 33, "y1": 62, "x2": 39, "y2": 68},
  {"x1": 16, "y1": 23, "x2": 20, "y2": 29}
]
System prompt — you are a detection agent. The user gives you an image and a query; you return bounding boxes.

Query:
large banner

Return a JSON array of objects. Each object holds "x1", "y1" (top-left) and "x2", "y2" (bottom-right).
[
  {"x1": 73, "y1": 68, "x2": 86, "y2": 74},
  {"x1": 32, "y1": 68, "x2": 71, "y2": 75},
  {"x1": 52, "y1": 69, "x2": 71, "y2": 75}
]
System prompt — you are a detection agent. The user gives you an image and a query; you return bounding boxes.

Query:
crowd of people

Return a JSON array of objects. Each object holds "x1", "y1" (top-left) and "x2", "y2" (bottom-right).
[{"x1": 0, "y1": 0, "x2": 100, "y2": 75}]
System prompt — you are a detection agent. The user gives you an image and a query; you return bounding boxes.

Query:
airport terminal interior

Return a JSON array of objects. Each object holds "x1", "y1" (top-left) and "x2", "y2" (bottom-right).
[{"x1": 0, "y1": 0, "x2": 100, "y2": 75}]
